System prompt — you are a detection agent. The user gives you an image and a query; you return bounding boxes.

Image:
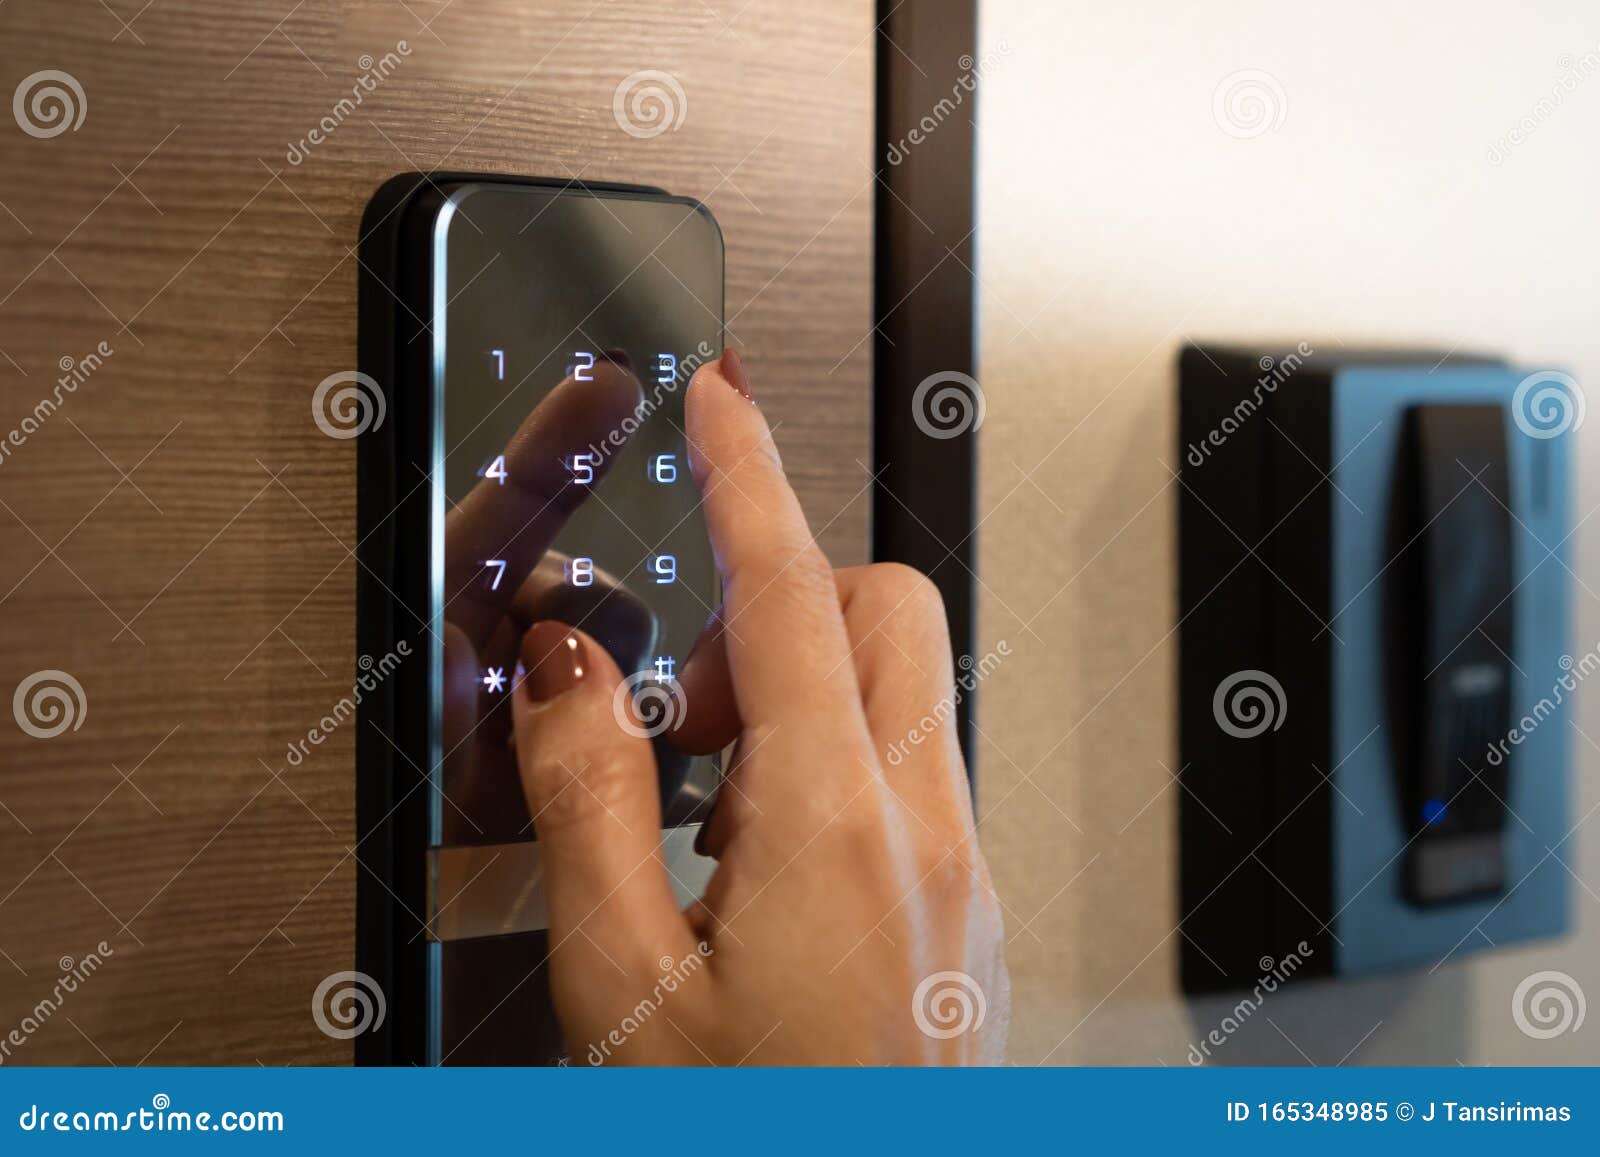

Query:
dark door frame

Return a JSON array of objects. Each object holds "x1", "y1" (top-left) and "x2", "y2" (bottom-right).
[{"x1": 873, "y1": 0, "x2": 980, "y2": 771}]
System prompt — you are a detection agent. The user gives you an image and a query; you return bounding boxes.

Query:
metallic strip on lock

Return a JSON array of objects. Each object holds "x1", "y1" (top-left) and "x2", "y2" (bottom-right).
[{"x1": 425, "y1": 827, "x2": 714, "y2": 942}]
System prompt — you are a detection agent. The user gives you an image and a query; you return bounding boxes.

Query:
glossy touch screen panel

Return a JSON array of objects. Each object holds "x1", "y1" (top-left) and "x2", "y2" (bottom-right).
[
  {"x1": 426, "y1": 183, "x2": 722, "y2": 1064},
  {"x1": 433, "y1": 184, "x2": 722, "y2": 845}
]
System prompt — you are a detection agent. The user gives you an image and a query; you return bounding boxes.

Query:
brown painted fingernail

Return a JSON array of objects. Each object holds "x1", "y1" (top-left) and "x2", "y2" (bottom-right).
[
  {"x1": 719, "y1": 349, "x2": 753, "y2": 401},
  {"x1": 521, "y1": 622, "x2": 588, "y2": 702}
]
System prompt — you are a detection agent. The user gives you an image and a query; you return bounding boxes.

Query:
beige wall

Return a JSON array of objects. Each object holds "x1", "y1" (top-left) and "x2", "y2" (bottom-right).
[{"x1": 975, "y1": 0, "x2": 1600, "y2": 1064}]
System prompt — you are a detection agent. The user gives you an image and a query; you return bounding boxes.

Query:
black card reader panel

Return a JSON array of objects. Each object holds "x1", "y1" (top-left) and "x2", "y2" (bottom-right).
[{"x1": 1385, "y1": 404, "x2": 1514, "y2": 906}]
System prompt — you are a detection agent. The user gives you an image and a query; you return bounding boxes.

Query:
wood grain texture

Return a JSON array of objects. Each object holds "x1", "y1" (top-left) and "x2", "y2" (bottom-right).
[{"x1": 0, "y1": 0, "x2": 872, "y2": 1064}]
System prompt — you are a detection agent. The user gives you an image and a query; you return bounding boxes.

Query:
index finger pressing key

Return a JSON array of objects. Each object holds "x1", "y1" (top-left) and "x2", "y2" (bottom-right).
[{"x1": 683, "y1": 352, "x2": 869, "y2": 737}]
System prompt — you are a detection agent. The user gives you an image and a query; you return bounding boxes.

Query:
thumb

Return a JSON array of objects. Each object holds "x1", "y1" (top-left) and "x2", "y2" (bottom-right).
[{"x1": 512, "y1": 621, "x2": 696, "y2": 978}]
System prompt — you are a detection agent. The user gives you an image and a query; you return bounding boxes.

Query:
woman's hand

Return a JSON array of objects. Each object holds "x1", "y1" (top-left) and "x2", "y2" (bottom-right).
[{"x1": 510, "y1": 351, "x2": 1008, "y2": 1065}]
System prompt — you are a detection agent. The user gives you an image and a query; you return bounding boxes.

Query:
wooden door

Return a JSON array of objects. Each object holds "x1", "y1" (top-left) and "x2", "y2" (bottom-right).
[{"x1": 0, "y1": 0, "x2": 872, "y2": 1064}]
